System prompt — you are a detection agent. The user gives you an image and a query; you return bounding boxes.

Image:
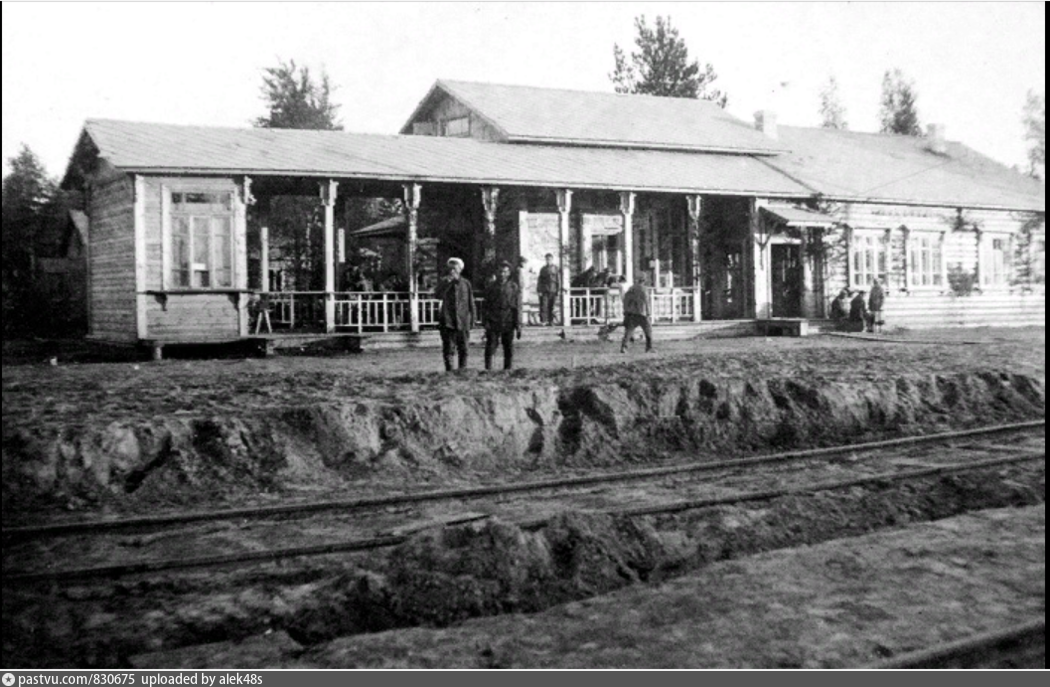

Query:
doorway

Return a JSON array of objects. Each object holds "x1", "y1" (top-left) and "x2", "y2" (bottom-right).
[{"x1": 770, "y1": 244, "x2": 803, "y2": 318}]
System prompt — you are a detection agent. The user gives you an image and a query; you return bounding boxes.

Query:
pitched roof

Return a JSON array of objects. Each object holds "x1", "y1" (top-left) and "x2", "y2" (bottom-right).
[
  {"x1": 66, "y1": 119, "x2": 809, "y2": 197},
  {"x1": 766, "y1": 126, "x2": 1045, "y2": 212},
  {"x1": 401, "y1": 80, "x2": 788, "y2": 155}
]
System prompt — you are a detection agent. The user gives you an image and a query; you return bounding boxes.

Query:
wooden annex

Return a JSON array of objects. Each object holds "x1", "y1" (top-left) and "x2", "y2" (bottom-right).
[{"x1": 60, "y1": 80, "x2": 1045, "y2": 352}]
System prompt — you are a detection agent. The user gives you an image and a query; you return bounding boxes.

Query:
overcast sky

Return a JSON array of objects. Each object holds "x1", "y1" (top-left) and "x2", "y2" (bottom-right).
[{"x1": 2, "y1": 1, "x2": 1045, "y2": 178}]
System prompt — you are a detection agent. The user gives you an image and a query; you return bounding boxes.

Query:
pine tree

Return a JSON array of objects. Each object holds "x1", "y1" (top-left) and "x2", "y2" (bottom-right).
[
  {"x1": 2, "y1": 144, "x2": 57, "y2": 333},
  {"x1": 818, "y1": 75, "x2": 848, "y2": 129},
  {"x1": 610, "y1": 15, "x2": 727, "y2": 107},
  {"x1": 254, "y1": 59, "x2": 342, "y2": 131},
  {"x1": 879, "y1": 68, "x2": 922, "y2": 136}
]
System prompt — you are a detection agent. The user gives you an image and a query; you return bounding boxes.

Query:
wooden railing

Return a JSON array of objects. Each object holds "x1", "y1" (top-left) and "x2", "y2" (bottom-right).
[
  {"x1": 569, "y1": 287, "x2": 700, "y2": 325},
  {"x1": 263, "y1": 291, "x2": 485, "y2": 333},
  {"x1": 263, "y1": 287, "x2": 699, "y2": 333}
]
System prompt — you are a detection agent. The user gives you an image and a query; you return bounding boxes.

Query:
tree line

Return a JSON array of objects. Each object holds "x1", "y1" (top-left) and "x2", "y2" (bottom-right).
[{"x1": 2, "y1": 15, "x2": 1044, "y2": 335}]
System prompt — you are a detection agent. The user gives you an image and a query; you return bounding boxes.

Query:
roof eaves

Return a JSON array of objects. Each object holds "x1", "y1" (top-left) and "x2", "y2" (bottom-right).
[
  {"x1": 819, "y1": 193, "x2": 1045, "y2": 214},
  {"x1": 112, "y1": 165, "x2": 811, "y2": 198},
  {"x1": 398, "y1": 81, "x2": 446, "y2": 135}
]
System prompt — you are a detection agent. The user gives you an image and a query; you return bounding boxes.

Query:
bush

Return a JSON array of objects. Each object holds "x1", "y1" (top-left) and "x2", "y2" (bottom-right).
[{"x1": 947, "y1": 265, "x2": 977, "y2": 296}]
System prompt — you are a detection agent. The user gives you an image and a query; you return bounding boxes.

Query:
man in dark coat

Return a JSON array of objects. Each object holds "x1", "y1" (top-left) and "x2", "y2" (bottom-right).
[
  {"x1": 537, "y1": 253, "x2": 560, "y2": 326},
  {"x1": 830, "y1": 288, "x2": 850, "y2": 322},
  {"x1": 849, "y1": 290, "x2": 869, "y2": 333},
  {"x1": 867, "y1": 279, "x2": 885, "y2": 333},
  {"x1": 620, "y1": 272, "x2": 653, "y2": 353},
  {"x1": 435, "y1": 257, "x2": 475, "y2": 371},
  {"x1": 484, "y1": 260, "x2": 521, "y2": 371}
]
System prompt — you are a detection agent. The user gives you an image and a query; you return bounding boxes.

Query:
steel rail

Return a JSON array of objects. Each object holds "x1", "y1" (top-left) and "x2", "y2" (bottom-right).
[
  {"x1": 3, "y1": 450, "x2": 1042, "y2": 585},
  {"x1": 868, "y1": 619, "x2": 1045, "y2": 669},
  {"x1": 4, "y1": 420, "x2": 1043, "y2": 541}
]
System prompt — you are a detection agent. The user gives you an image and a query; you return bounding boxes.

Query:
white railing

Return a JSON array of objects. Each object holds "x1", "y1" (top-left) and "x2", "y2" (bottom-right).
[
  {"x1": 262, "y1": 291, "x2": 487, "y2": 333},
  {"x1": 650, "y1": 287, "x2": 698, "y2": 323},
  {"x1": 569, "y1": 287, "x2": 700, "y2": 325},
  {"x1": 263, "y1": 287, "x2": 698, "y2": 333},
  {"x1": 267, "y1": 291, "x2": 326, "y2": 330}
]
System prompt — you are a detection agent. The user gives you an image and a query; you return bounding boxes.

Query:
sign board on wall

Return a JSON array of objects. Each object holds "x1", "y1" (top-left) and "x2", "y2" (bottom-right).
[
  {"x1": 520, "y1": 213, "x2": 561, "y2": 310},
  {"x1": 581, "y1": 214, "x2": 623, "y2": 236}
]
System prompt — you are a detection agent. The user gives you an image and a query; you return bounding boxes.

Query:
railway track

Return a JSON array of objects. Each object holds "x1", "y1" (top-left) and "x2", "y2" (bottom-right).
[
  {"x1": 3, "y1": 421, "x2": 1044, "y2": 585},
  {"x1": 871, "y1": 619, "x2": 1045, "y2": 669},
  {"x1": 4, "y1": 420, "x2": 1044, "y2": 541}
]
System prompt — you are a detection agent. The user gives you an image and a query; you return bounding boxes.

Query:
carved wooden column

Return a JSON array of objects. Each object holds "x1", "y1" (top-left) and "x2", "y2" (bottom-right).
[
  {"x1": 557, "y1": 189, "x2": 573, "y2": 327},
  {"x1": 750, "y1": 198, "x2": 772, "y2": 319},
  {"x1": 481, "y1": 187, "x2": 500, "y2": 266},
  {"x1": 320, "y1": 179, "x2": 338, "y2": 333},
  {"x1": 236, "y1": 176, "x2": 255, "y2": 336},
  {"x1": 686, "y1": 194, "x2": 702, "y2": 322},
  {"x1": 620, "y1": 191, "x2": 636, "y2": 284},
  {"x1": 404, "y1": 183, "x2": 422, "y2": 333}
]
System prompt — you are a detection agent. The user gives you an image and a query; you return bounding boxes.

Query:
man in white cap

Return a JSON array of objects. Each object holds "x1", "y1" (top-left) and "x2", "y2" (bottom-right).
[{"x1": 435, "y1": 257, "x2": 475, "y2": 371}]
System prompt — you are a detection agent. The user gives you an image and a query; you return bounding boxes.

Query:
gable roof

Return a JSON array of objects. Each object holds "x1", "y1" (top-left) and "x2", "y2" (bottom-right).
[
  {"x1": 765, "y1": 126, "x2": 1045, "y2": 213},
  {"x1": 64, "y1": 119, "x2": 809, "y2": 198},
  {"x1": 400, "y1": 79, "x2": 788, "y2": 155}
]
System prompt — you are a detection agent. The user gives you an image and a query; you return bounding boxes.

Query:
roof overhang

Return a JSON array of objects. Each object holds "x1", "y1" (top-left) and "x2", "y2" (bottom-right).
[{"x1": 761, "y1": 204, "x2": 837, "y2": 228}]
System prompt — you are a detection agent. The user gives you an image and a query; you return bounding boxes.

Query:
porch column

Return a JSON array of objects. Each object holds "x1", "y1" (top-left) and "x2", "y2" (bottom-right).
[
  {"x1": 620, "y1": 191, "x2": 636, "y2": 284},
  {"x1": 800, "y1": 227, "x2": 815, "y2": 318},
  {"x1": 974, "y1": 225, "x2": 985, "y2": 291},
  {"x1": 557, "y1": 189, "x2": 573, "y2": 327},
  {"x1": 686, "y1": 195, "x2": 702, "y2": 322},
  {"x1": 260, "y1": 226, "x2": 270, "y2": 293},
  {"x1": 750, "y1": 198, "x2": 772, "y2": 319},
  {"x1": 320, "y1": 179, "x2": 338, "y2": 333},
  {"x1": 481, "y1": 187, "x2": 500, "y2": 265},
  {"x1": 404, "y1": 183, "x2": 422, "y2": 333},
  {"x1": 235, "y1": 176, "x2": 254, "y2": 337}
]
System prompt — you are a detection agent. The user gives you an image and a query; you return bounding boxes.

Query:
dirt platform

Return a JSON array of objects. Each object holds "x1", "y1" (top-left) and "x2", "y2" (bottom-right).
[
  {"x1": 2, "y1": 329, "x2": 1045, "y2": 516},
  {"x1": 275, "y1": 504, "x2": 1046, "y2": 668}
]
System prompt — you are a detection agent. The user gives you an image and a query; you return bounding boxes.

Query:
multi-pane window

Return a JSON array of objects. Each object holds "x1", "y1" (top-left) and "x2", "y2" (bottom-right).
[
  {"x1": 169, "y1": 191, "x2": 233, "y2": 288},
  {"x1": 591, "y1": 234, "x2": 621, "y2": 274},
  {"x1": 984, "y1": 236, "x2": 1009, "y2": 287},
  {"x1": 850, "y1": 232, "x2": 888, "y2": 287},
  {"x1": 908, "y1": 233, "x2": 944, "y2": 288}
]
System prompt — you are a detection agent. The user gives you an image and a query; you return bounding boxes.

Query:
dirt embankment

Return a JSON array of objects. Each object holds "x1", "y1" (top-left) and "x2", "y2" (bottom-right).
[
  {"x1": 2, "y1": 369, "x2": 1044, "y2": 514},
  {"x1": 4, "y1": 462, "x2": 1042, "y2": 668}
]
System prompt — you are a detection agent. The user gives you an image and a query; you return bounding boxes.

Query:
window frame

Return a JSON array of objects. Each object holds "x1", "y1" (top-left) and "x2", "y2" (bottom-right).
[
  {"x1": 979, "y1": 231, "x2": 1014, "y2": 290},
  {"x1": 848, "y1": 229, "x2": 890, "y2": 289},
  {"x1": 907, "y1": 231, "x2": 946, "y2": 290},
  {"x1": 162, "y1": 187, "x2": 237, "y2": 292}
]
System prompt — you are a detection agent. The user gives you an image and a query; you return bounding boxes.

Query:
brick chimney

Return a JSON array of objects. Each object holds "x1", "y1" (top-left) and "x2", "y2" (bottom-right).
[
  {"x1": 926, "y1": 123, "x2": 947, "y2": 154},
  {"x1": 754, "y1": 110, "x2": 778, "y2": 140}
]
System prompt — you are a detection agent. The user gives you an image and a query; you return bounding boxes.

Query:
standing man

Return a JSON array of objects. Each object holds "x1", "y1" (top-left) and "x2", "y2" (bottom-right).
[
  {"x1": 621, "y1": 272, "x2": 653, "y2": 354},
  {"x1": 537, "y1": 253, "x2": 560, "y2": 326},
  {"x1": 868, "y1": 278, "x2": 885, "y2": 334},
  {"x1": 435, "y1": 257, "x2": 475, "y2": 372},
  {"x1": 484, "y1": 260, "x2": 521, "y2": 371}
]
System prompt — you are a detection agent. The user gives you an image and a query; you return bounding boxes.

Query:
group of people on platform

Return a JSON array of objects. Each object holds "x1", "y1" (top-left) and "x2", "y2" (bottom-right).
[
  {"x1": 435, "y1": 254, "x2": 653, "y2": 373},
  {"x1": 830, "y1": 278, "x2": 886, "y2": 334}
]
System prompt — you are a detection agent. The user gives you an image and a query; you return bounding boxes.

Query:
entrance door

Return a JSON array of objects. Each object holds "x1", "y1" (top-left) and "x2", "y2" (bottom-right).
[{"x1": 770, "y1": 244, "x2": 803, "y2": 318}]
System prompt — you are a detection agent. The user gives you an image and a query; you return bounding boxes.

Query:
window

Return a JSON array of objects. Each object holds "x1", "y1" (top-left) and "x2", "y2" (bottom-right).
[
  {"x1": 441, "y1": 116, "x2": 470, "y2": 137},
  {"x1": 169, "y1": 191, "x2": 233, "y2": 288},
  {"x1": 850, "y1": 232, "x2": 888, "y2": 288},
  {"x1": 591, "y1": 234, "x2": 621, "y2": 274},
  {"x1": 984, "y1": 236, "x2": 1009, "y2": 287},
  {"x1": 909, "y1": 233, "x2": 944, "y2": 288}
]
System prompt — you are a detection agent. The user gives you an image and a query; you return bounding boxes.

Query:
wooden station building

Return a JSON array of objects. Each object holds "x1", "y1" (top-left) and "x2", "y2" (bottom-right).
[{"x1": 59, "y1": 80, "x2": 1045, "y2": 351}]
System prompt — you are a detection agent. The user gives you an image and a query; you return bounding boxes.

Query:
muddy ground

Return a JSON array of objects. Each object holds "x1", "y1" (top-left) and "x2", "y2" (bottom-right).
[
  {"x1": 2, "y1": 327, "x2": 1045, "y2": 517},
  {"x1": 1, "y1": 326, "x2": 1046, "y2": 668}
]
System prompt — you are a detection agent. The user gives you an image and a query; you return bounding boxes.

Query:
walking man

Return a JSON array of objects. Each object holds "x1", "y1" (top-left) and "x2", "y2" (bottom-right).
[
  {"x1": 621, "y1": 272, "x2": 653, "y2": 353},
  {"x1": 435, "y1": 257, "x2": 475, "y2": 371},
  {"x1": 537, "y1": 253, "x2": 560, "y2": 326},
  {"x1": 484, "y1": 260, "x2": 521, "y2": 370}
]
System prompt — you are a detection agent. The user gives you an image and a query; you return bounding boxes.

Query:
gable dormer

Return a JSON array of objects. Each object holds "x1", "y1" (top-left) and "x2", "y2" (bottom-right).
[{"x1": 401, "y1": 81, "x2": 508, "y2": 141}]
